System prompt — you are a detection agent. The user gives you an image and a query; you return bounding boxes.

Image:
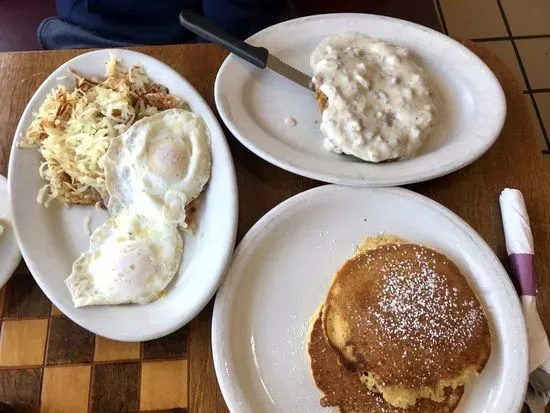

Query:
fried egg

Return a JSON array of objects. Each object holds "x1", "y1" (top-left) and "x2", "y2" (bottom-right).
[
  {"x1": 103, "y1": 108, "x2": 211, "y2": 227},
  {"x1": 66, "y1": 209, "x2": 183, "y2": 306}
]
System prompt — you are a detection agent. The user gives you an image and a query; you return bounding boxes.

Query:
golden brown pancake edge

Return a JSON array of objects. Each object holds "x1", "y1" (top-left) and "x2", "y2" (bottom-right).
[
  {"x1": 321, "y1": 236, "x2": 491, "y2": 407},
  {"x1": 307, "y1": 307, "x2": 465, "y2": 413}
]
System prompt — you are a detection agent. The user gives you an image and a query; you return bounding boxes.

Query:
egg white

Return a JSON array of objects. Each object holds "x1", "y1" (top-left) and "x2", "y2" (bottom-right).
[
  {"x1": 103, "y1": 108, "x2": 212, "y2": 227},
  {"x1": 66, "y1": 209, "x2": 183, "y2": 306}
]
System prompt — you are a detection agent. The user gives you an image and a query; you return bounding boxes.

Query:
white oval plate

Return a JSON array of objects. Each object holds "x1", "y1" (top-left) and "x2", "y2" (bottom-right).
[
  {"x1": 215, "y1": 14, "x2": 506, "y2": 186},
  {"x1": 8, "y1": 49, "x2": 238, "y2": 341},
  {"x1": 212, "y1": 185, "x2": 527, "y2": 412},
  {"x1": 0, "y1": 174, "x2": 21, "y2": 289}
]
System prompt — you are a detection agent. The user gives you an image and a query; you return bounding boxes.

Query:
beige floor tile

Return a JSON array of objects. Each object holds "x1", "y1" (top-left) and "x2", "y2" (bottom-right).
[
  {"x1": 440, "y1": 0, "x2": 507, "y2": 39},
  {"x1": 480, "y1": 41, "x2": 526, "y2": 89},
  {"x1": 0, "y1": 319, "x2": 48, "y2": 366},
  {"x1": 524, "y1": 95, "x2": 547, "y2": 151},
  {"x1": 41, "y1": 365, "x2": 91, "y2": 413},
  {"x1": 94, "y1": 335, "x2": 140, "y2": 362},
  {"x1": 534, "y1": 93, "x2": 550, "y2": 147},
  {"x1": 140, "y1": 359, "x2": 188, "y2": 410},
  {"x1": 501, "y1": 0, "x2": 550, "y2": 35},
  {"x1": 516, "y1": 38, "x2": 550, "y2": 90}
]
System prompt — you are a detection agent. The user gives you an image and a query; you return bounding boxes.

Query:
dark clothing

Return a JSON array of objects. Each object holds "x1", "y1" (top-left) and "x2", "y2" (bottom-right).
[{"x1": 44, "y1": 0, "x2": 287, "y2": 48}]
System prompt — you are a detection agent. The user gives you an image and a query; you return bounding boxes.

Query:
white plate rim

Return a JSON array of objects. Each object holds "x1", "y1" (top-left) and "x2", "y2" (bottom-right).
[
  {"x1": 0, "y1": 174, "x2": 21, "y2": 290},
  {"x1": 214, "y1": 13, "x2": 506, "y2": 187},
  {"x1": 8, "y1": 49, "x2": 239, "y2": 341},
  {"x1": 212, "y1": 184, "x2": 528, "y2": 412}
]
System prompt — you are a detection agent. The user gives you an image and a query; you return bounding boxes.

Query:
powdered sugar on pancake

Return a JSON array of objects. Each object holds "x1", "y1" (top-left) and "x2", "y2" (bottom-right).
[{"x1": 371, "y1": 244, "x2": 485, "y2": 353}]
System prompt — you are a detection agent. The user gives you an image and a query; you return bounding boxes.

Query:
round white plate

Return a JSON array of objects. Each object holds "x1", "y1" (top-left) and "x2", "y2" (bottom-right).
[
  {"x1": 215, "y1": 14, "x2": 506, "y2": 186},
  {"x1": 9, "y1": 49, "x2": 238, "y2": 341},
  {"x1": 0, "y1": 174, "x2": 21, "y2": 289},
  {"x1": 212, "y1": 185, "x2": 527, "y2": 413}
]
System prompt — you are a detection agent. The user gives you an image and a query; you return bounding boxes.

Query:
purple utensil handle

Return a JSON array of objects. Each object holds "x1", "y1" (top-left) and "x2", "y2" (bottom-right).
[{"x1": 509, "y1": 253, "x2": 536, "y2": 296}]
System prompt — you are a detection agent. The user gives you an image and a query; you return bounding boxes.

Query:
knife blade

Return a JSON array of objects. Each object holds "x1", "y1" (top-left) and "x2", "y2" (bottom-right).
[
  {"x1": 531, "y1": 366, "x2": 550, "y2": 392},
  {"x1": 179, "y1": 9, "x2": 311, "y2": 90},
  {"x1": 526, "y1": 381, "x2": 549, "y2": 413},
  {"x1": 265, "y1": 54, "x2": 311, "y2": 89},
  {"x1": 524, "y1": 339, "x2": 550, "y2": 413}
]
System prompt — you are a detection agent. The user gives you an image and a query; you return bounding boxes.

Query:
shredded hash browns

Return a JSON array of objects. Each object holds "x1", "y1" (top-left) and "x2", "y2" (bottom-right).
[{"x1": 19, "y1": 56, "x2": 187, "y2": 206}]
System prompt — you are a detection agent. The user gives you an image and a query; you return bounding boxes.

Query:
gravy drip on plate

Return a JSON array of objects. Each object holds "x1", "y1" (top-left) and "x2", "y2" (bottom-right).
[{"x1": 310, "y1": 32, "x2": 436, "y2": 162}]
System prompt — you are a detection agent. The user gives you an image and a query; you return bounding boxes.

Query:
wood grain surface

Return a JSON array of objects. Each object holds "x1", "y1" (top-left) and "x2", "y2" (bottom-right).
[{"x1": 0, "y1": 41, "x2": 548, "y2": 412}]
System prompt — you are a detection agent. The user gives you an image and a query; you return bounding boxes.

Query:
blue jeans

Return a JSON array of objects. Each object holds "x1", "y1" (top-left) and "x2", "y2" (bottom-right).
[{"x1": 38, "y1": 1, "x2": 296, "y2": 50}]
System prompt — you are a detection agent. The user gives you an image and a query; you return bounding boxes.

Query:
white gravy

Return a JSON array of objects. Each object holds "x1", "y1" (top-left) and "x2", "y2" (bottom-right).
[{"x1": 310, "y1": 32, "x2": 436, "y2": 163}]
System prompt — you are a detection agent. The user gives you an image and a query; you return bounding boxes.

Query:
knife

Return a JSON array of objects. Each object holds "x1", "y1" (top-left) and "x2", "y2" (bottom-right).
[{"x1": 179, "y1": 9, "x2": 311, "y2": 90}]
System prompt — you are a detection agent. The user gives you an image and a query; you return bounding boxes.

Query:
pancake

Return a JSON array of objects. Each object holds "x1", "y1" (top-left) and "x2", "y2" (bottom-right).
[
  {"x1": 307, "y1": 308, "x2": 464, "y2": 412},
  {"x1": 322, "y1": 236, "x2": 491, "y2": 408}
]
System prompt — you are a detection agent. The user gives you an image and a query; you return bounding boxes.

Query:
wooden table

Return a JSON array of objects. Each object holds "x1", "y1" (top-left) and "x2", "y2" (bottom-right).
[{"x1": 0, "y1": 40, "x2": 549, "y2": 412}]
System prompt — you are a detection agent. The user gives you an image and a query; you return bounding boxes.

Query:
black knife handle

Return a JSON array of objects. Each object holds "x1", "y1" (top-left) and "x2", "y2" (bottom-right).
[{"x1": 179, "y1": 9, "x2": 269, "y2": 68}]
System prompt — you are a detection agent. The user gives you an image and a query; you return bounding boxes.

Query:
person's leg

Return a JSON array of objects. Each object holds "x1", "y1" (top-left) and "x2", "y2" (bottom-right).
[
  {"x1": 201, "y1": 0, "x2": 293, "y2": 40},
  {"x1": 281, "y1": 0, "x2": 298, "y2": 21},
  {"x1": 37, "y1": 17, "x2": 136, "y2": 49}
]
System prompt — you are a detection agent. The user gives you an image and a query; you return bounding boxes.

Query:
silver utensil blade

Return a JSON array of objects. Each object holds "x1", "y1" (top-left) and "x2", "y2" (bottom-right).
[
  {"x1": 266, "y1": 55, "x2": 311, "y2": 90},
  {"x1": 531, "y1": 367, "x2": 550, "y2": 393},
  {"x1": 525, "y1": 366, "x2": 550, "y2": 413}
]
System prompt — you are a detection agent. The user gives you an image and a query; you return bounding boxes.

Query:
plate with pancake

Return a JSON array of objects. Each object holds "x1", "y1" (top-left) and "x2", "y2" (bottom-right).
[
  {"x1": 215, "y1": 13, "x2": 505, "y2": 186},
  {"x1": 9, "y1": 49, "x2": 238, "y2": 341},
  {"x1": 212, "y1": 185, "x2": 527, "y2": 412}
]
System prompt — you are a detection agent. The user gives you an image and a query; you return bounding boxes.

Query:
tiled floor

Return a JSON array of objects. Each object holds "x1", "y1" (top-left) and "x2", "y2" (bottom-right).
[{"x1": 436, "y1": 0, "x2": 550, "y2": 155}]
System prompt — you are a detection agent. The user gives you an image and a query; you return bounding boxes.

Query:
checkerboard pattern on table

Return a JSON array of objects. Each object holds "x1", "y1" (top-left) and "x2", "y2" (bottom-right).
[
  {"x1": 435, "y1": 0, "x2": 550, "y2": 163},
  {"x1": 0, "y1": 263, "x2": 189, "y2": 413}
]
